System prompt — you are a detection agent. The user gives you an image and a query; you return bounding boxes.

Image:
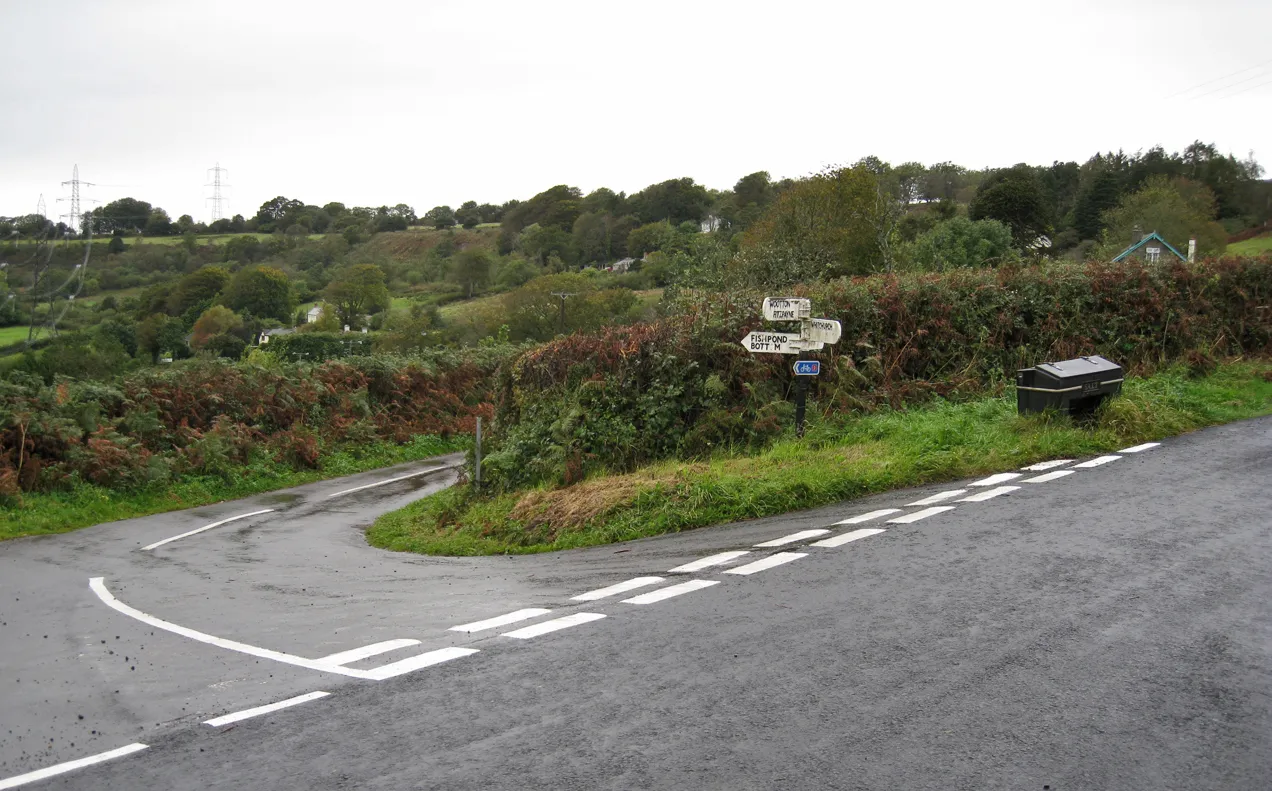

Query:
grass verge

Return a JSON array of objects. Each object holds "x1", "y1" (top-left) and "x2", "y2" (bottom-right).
[
  {"x1": 2, "y1": 434, "x2": 466, "y2": 542},
  {"x1": 368, "y1": 360, "x2": 1272, "y2": 557}
]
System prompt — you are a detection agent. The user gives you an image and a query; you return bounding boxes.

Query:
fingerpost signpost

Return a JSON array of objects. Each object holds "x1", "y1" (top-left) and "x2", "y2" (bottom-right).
[{"x1": 740, "y1": 298, "x2": 842, "y2": 436}]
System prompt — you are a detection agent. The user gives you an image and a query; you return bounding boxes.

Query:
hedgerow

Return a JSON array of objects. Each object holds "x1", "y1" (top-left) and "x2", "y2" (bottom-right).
[
  {"x1": 0, "y1": 347, "x2": 522, "y2": 500},
  {"x1": 482, "y1": 256, "x2": 1271, "y2": 490}
]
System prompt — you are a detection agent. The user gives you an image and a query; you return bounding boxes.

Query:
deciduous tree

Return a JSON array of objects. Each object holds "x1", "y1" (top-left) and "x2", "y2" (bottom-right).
[
  {"x1": 323, "y1": 264, "x2": 391, "y2": 327},
  {"x1": 221, "y1": 265, "x2": 294, "y2": 322}
]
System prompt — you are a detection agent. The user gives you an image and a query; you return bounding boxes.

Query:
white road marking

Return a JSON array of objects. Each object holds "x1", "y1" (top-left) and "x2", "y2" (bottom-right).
[
  {"x1": 0, "y1": 743, "x2": 148, "y2": 790},
  {"x1": 363, "y1": 647, "x2": 479, "y2": 680},
  {"x1": 203, "y1": 691, "x2": 329, "y2": 727},
  {"x1": 969, "y1": 472, "x2": 1022, "y2": 487},
  {"x1": 316, "y1": 639, "x2": 420, "y2": 667},
  {"x1": 621, "y1": 579, "x2": 719, "y2": 605},
  {"x1": 571, "y1": 577, "x2": 665, "y2": 601},
  {"x1": 89, "y1": 577, "x2": 456, "y2": 680},
  {"x1": 725, "y1": 552, "x2": 806, "y2": 575},
  {"x1": 449, "y1": 608, "x2": 552, "y2": 634},
  {"x1": 326, "y1": 468, "x2": 445, "y2": 499},
  {"x1": 833, "y1": 508, "x2": 901, "y2": 525},
  {"x1": 1074, "y1": 455, "x2": 1121, "y2": 468},
  {"x1": 754, "y1": 529, "x2": 830, "y2": 547},
  {"x1": 1022, "y1": 470, "x2": 1076, "y2": 483},
  {"x1": 1119, "y1": 442, "x2": 1160, "y2": 453},
  {"x1": 501, "y1": 612, "x2": 606, "y2": 639},
  {"x1": 669, "y1": 550, "x2": 751, "y2": 573},
  {"x1": 957, "y1": 485, "x2": 1020, "y2": 502},
  {"x1": 1021, "y1": 459, "x2": 1073, "y2": 471},
  {"x1": 888, "y1": 506, "x2": 956, "y2": 524},
  {"x1": 811, "y1": 528, "x2": 885, "y2": 548},
  {"x1": 906, "y1": 490, "x2": 967, "y2": 506},
  {"x1": 141, "y1": 509, "x2": 275, "y2": 551}
]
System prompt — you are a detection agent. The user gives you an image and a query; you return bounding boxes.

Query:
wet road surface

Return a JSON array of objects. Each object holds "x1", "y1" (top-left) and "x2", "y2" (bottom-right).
[{"x1": 1, "y1": 419, "x2": 1270, "y2": 790}]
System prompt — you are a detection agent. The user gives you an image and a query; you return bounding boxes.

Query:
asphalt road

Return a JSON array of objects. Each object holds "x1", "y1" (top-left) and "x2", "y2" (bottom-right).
[{"x1": 1, "y1": 418, "x2": 1270, "y2": 790}]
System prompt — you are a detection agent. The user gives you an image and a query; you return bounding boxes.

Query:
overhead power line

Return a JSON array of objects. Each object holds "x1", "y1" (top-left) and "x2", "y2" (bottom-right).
[
  {"x1": 1166, "y1": 57, "x2": 1272, "y2": 99},
  {"x1": 1184, "y1": 67, "x2": 1272, "y2": 101}
]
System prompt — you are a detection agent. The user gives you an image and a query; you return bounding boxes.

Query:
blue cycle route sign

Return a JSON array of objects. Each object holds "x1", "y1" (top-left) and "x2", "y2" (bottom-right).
[{"x1": 793, "y1": 360, "x2": 820, "y2": 376}]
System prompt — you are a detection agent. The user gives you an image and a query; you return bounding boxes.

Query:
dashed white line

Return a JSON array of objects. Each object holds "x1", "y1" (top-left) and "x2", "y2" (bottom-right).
[
  {"x1": 957, "y1": 485, "x2": 1020, "y2": 502},
  {"x1": 1119, "y1": 442, "x2": 1160, "y2": 453},
  {"x1": 203, "y1": 691, "x2": 330, "y2": 727},
  {"x1": 501, "y1": 612, "x2": 606, "y2": 639},
  {"x1": 1022, "y1": 470, "x2": 1076, "y2": 483},
  {"x1": 571, "y1": 577, "x2": 665, "y2": 601},
  {"x1": 811, "y1": 528, "x2": 885, "y2": 548},
  {"x1": 141, "y1": 509, "x2": 275, "y2": 551},
  {"x1": 622, "y1": 579, "x2": 720, "y2": 604},
  {"x1": 316, "y1": 639, "x2": 421, "y2": 667},
  {"x1": 669, "y1": 550, "x2": 751, "y2": 573},
  {"x1": 363, "y1": 647, "x2": 479, "y2": 680},
  {"x1": 90, "y1": 577, "x2": 368, "y2": 678},
  {"x1": 1074, "y1": 455, "x2": 1121, "y2": 468},
  {"x1": 833, "y1": 508, "x2": 902, "y2": 525},
  {"x1": 449, "y1": 608, "x2": 552, "y2": 634},
  {"x1": 1022, "y1": 459, "x2": 1073, "y2": 471},
  {"x1": 326, "y1": 468, "x2": 447, "y2": 499},
  {"x1": 725, "y1": 552, "x2": 806, "y2": 575},
  {"x1": 90, "y1": 577, "x2": 466, "y2": 680},
  {"x1": 969, "y1": 472, "x2": 1022, "y2": 487},
  {"x1": 888, "y1": 506, "x2": 956, "y2": 524},
  {"x1": 906, "y1": 490, "x2": 968, "y2": 506},
  {"x1": 0, "y1": 743, "x2": 148, "y2": 790},
  {"x1": 754, "y1": 529, "x2": 830, "y2": 547}
]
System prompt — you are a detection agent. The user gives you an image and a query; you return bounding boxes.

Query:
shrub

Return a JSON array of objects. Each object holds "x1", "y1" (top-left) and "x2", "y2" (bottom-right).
[{"x1": 481, "y1": 255, "x2": 1272, "y2": 490}]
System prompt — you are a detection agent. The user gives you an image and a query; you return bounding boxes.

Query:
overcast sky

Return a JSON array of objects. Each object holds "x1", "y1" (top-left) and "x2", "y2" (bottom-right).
[{"x1": 3, "y1": 0, "x2": 1270, "y2": 223}]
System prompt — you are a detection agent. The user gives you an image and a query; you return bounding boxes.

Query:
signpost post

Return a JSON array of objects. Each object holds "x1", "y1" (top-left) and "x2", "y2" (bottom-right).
[{"x1": 742, "y1": 298, "x2": 841, "y2": 437}]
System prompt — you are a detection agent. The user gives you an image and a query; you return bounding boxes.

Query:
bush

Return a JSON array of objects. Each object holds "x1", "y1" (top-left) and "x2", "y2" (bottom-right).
[
  {"x1": 481, "y1": 255, "x2": 1272, "y2": 490},
  {"x1": 0, "y1": 351, "x2": 512, "y2": 495}
]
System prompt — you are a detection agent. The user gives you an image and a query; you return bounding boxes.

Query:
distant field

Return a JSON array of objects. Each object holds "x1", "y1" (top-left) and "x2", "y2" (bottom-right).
[
  {"x1": 133, "y1": 233, "x2": 326, "y2": 246},
  {"x1": 1228, "y1": 234, "x2": 1272, "y2": 256},
  {"x1": 0, "y1": 325, "x2": 37, "y2": 346}
]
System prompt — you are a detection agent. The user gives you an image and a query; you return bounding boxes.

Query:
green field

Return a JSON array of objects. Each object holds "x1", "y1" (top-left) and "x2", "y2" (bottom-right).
[
  {"x1": 0, "y1": 325, "x2": 35, "y2": 346},
  {"x1": 1229, "y1": 234, "x2": 1272, "y2": 256}
]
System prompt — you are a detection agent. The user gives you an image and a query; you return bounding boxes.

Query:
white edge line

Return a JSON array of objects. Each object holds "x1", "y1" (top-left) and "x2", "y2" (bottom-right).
[
  {"x1": 204, "y1": 691, "x2": 330, "y2": 727},
  {"x1": 0, "y1": 743, "x2": 148, "y2": 790},
  {"x1": 1119, "y1": 442, "x2": 1160, "y2": 453},
  {"x1": 571, "y1": 577, "x2": 665, "y2": 601},
  {"x1": 316, "y1": 639, "x2": 421, "y2": 667},
  {"x1": 142, "y1": 509, "x2": 275, "y2": 551},
  {"x1": 89, "y1": 577, "x2": 371, "y2": 679},
  {"x1": 448, "y1": 608, "x2": 552, "y2": 634},
  {"x1": 326, "y1": 467, "x2": 448, "y2": 499}
]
